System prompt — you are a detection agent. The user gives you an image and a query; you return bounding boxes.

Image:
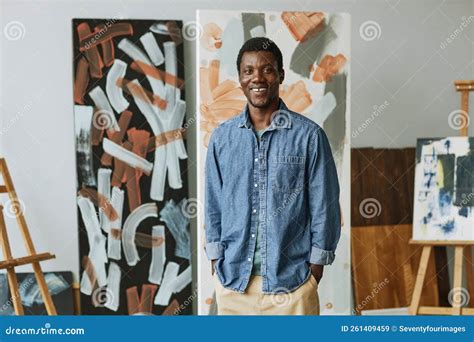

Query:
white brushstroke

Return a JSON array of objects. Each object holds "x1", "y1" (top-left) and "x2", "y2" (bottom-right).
[
  {"x1": 103, "y1": 138, "x2": 153, "y2": 175},
  {"x1": 250, "y1": 25, "x2": 265, "y2": 38},
  {"x1": 74, "y1": 105, "x2": 96, "y2": 187},
  {"x1": 150, "y1": 23, "x2": 169, "y2": 35},
  {"x1": 127, "y1": 79, "x2": 163, "y2": 134},
  {"x1": 154, "y1": 262, "x2": 179, "y2": 306},
  {"x1": 163, "y1": 41, "x2": 178, "y2": 109},
  {"x1": 140, "y1": 32, "x2": 165, "y2": 66},
  {"x1": 122, "y1": 203, "x2": 158, "y2": 266},
  {"x1": 127, "y1": 79, "x2": 167, "y2": 201},
  {"x1": 108, "y1": 186, "x2": 124, "y2": 260},
  {"x1": 98, "y1": 168, "x2": 112, "y2": 233},
  {"x1": 88, "y1": 86, "x2": 120, "y2": 131},
  {"x1": 77, "y1": 196, "x2": 107, "y2": 294},
  {"x1": 172, "y1": 266, "x2": 192, "y2": 293},
  {"x1": 164, "y1": 99, "x2": 187, "y2": 189},
  {"x1": 118, "y1": 38, "x2": 165, "y2": 98},
  {"x1": 104, "y1": 262, "x2": 121, "y2": 312},
  {"x1": 148, "y1": 225, "x2": 166, "y2": 284},
  {"x1": 106, "y1": 59, "x2": 129, "y2": 113}
]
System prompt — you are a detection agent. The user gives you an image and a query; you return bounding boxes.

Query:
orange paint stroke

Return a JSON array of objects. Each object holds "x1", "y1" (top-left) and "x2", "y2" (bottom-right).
[
  {"x1": 78, "y1": 187, "x2": 119, "y2": 221},
  {"x1": 117, "y1": 77, "x2": 168, "y2": 110},
  {"x1": 130, "y1": 61, "x2": 185, "y2": 90},
  {"x1": 135, "y1": 231, "x2": 164, "y2": 248},
  {"x1": 80, "y1": 23, "x2": 133, "y2": 51},
  {"x1": 312, "y1": 54, "x2": 347, "y2": 83},
  {"x1": 125, "y1": 128, "x2": 150, "y2": 211},
  {"x1": 74, "y1": 57, "x2": 89, "y2": 104},
  {"x1": 209, "y1": 60, "x2": 220, "y2": 91},
  {"x1": 200, "y1": 63, "x2": 246, "y2": 148},
  {"x1": 77, "y1": 22, "x2": 104, "y2": 78},
  {"x1": 139, "y1": 284, "x2": 158, "y2": 313},
  {"x1": 280, "y1": 80, "x2": 312, "y2": 113},
  {"x1": 162, "y1": 299, "x2": 180, "y2": 315},
  {"x1": 201, "y1": 23, "x2": 223, "y2": 52},
  {"x1": 146, "y1": 128, "x2": 186, "y2": 153},
  {"x1": 79, "y1": 187, "x2": 119, "y2": 221},
  {"x1": 210, "y1": 79, "x2": 240, "y2": 100},
  {"x1": 282, "y1": 12, "x2": 325, "y2": 42},
  {"x1": 110, "y1": 228, "x2": 121, "y2": 240},
  {"x1": 95, "y1": 24, "x2": 115, "y2": 67},
  {"x1": 127, "y1": 285, "x2": 159, "y2": 314},
  {"x1": 82, "y1": 255, "x2": 97, "y2": 290}
]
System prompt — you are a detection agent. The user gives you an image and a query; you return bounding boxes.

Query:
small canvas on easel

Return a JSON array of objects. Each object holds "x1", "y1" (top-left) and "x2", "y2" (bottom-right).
[{"x1": 413, "y1": 137, "x2": 474, "y2": 240}]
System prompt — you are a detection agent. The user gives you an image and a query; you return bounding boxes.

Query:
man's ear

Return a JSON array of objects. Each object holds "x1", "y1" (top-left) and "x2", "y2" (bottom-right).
[{"x1": 279, "y1": 69, "x2": 285, "y2": 84}]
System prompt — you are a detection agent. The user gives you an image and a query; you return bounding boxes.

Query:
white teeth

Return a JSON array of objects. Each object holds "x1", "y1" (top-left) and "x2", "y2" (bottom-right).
[{"x1": 251, "y1": 88, "x2": 267, "y2": 92}]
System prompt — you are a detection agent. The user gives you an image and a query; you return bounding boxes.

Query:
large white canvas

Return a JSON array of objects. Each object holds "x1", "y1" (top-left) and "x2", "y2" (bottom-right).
[{"x1": 197, "y1": 9, "x2": 351, "y2": 315}]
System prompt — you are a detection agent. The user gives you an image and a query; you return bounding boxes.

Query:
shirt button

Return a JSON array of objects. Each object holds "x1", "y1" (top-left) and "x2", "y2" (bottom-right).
[
  {"x1": 248, "y1": 258, "x2": 252, "y2": 262},
  {"x1": 254, "y1": 183, "x2": 258, "y2": 187},
  {"x1": 253, "y1": 208, "x2": 257, "y2": 213},
  {"x1": 255, "y1": 158, "x2": 258, "y2": 162},
  {"x1": 251, "y1": 234, "x2": 255, "y2": 238}
]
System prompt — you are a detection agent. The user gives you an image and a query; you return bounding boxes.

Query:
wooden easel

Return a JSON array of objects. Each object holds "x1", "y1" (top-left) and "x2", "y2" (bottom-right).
[
  {"x1": 409, "y1": 80, "x2": 474, "y2": 315},
  {"x1": 0, "y1": 158, "x2": 57, "y2": 315}
]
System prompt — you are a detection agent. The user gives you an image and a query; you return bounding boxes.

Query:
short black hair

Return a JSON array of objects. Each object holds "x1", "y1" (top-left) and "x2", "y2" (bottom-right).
[{"x1": 236, "y1": 37, "x2": 283, "y2": 74}]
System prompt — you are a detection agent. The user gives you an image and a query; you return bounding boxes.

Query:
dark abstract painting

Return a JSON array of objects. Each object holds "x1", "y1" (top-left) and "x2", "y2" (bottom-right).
[{"x1": 72, "y1": 18, "x2": 192, "y2": 315}]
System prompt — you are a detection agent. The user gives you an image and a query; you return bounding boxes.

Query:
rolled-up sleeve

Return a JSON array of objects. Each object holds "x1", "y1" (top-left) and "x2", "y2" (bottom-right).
[
  {"x1": 204, "y1": 128, "x2": 225, "y2": 260},
  {"x1": 307, "y1": 127, "x2": 341, "y2": 265}
]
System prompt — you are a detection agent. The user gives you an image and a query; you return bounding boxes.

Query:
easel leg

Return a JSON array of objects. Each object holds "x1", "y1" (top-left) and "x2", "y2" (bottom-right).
[
  {"x1": 452, "y1": 246, "x2": 464, "y2": 315},
  {"x1": 464, "y1": 246, "x2": 474, "y2": 308},
  {"x1": 32, "y1": 262, "x2": 57, "y2": 315},
  {"x1": 0, "y1": 160, "x2": 57, "y2": 315},
  {"x1": 0, "y1": 207, "x2": 24, "y2": 315},
  {"x1": 409, "y1": 246, "x2": 431, "y2": 315}
]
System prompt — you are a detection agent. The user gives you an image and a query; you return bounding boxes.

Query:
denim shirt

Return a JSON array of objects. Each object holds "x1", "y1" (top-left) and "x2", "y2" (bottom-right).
[{"x1": 204, "y1": 99, "x2": 341, "y2": 294}]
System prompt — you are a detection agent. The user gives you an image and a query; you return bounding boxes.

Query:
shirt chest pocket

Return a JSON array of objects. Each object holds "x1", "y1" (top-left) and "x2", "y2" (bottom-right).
[{"x1": 271, "y1": 155, "x2": 306, "y2": 193}]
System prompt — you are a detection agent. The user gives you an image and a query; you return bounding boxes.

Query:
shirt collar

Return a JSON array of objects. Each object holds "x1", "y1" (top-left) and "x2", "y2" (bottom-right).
[{"x1": 237, "y1": 98, "x2": 292, "y2": 130}]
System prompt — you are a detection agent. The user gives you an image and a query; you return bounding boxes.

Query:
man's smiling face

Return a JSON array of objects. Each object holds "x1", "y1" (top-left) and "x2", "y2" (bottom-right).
[{"x1": 238, "y1": 50, "x2": 284, "y2": 109}]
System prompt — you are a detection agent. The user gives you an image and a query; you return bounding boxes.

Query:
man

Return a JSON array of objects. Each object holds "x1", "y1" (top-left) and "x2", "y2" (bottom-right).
[{"x1": 204, "y1": 37, "x2": 341, "y2": 315}]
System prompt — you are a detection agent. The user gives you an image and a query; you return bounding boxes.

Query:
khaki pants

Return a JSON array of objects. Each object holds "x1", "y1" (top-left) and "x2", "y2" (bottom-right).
[{"x1": 213, "y1": 274, "x2": 320, "y2": 315}]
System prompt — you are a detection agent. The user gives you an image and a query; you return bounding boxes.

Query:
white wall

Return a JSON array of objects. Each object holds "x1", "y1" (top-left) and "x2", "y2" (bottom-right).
[{"x1": 1, "y1": 0, "x2": 473, "y2": 313}]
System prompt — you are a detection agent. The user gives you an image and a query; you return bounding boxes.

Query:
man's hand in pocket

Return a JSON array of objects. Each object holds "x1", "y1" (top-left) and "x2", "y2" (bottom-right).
[{"x1": 310, "y1": 264, "x2": 324, "y2": 284}]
